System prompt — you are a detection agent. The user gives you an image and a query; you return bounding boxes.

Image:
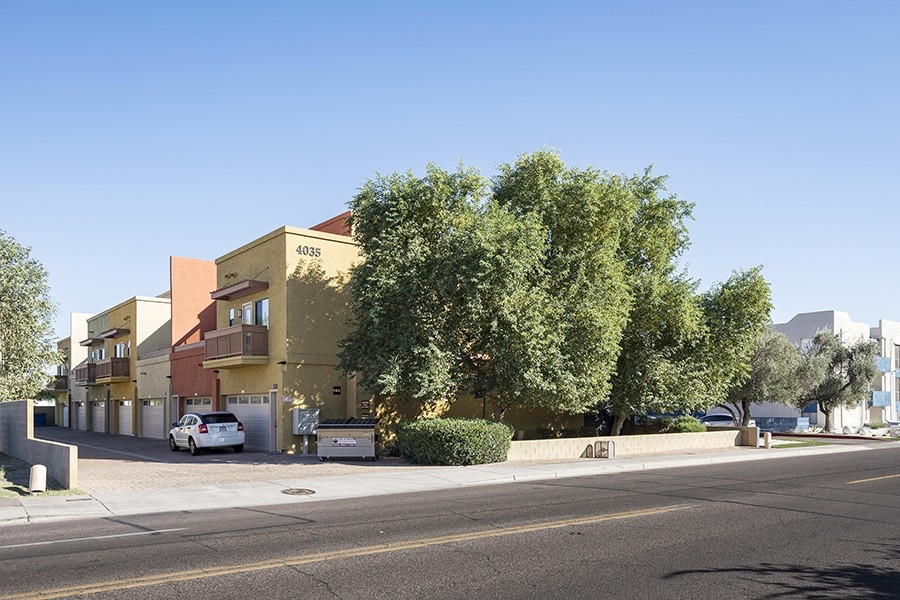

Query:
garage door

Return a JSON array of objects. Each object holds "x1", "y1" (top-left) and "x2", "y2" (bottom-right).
[
  {"x1": 118, "y1": 401, "x2": 133, "y2": 436},
  {"x1": 62, "y1": 406, "x2": 69, "y2": 429},
  {"x1": 92, "y1": 402, "x2": 106, "y2": 433},
  {"x1": 76, "y1": 403, "x2": 87, "y2": 431},
  {"x1": 141, "y1": 399, "x2": 166, "y2": 439},
  {"x1": 226, "y1": 394, "x2": 272, "y2": 451}
]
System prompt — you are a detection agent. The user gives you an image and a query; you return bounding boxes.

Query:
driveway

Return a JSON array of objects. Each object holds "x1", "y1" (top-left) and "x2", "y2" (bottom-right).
[{"x1": 35, "y1": 427, "x2": 414, "y2": 494}]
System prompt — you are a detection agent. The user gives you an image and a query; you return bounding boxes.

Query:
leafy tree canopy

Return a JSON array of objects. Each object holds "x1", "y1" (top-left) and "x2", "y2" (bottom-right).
[
  {"x1": 0, "y1": 231, "x2": 60, "y2": 401},
  {"x1": 339, "y1": 150, "x2": 773, "y2": 426}
]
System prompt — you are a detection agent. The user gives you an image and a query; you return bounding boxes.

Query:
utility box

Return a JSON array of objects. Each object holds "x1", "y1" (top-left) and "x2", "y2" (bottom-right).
[
  {"x1": 316, "y1": 418, "x2": 379, "y2": 461},
  {"x1": 292, "y1": 409, "x2": 320, "y2": 435},
  {"x1": 595, "y1": 440, "x2": 616, "y2": 459},
  {"x1": 292, "y1": 409, "x2": 320, "y2": 455}
]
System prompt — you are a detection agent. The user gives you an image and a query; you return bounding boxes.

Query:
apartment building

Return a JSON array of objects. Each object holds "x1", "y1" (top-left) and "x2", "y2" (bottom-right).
[{"x1": 766, "y1": 310, "x2": 900, "y2": 429}]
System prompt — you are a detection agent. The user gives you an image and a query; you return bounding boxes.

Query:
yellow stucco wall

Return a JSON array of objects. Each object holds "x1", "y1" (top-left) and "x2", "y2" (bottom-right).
[{"x1": 212, "y1": 226, "x2": 362, "y2": 452}]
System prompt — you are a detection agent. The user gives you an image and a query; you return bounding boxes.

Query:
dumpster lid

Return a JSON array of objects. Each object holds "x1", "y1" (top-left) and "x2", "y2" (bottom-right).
[{"x1": 317, "y1": 418, "x2": 379, "y2": 429}]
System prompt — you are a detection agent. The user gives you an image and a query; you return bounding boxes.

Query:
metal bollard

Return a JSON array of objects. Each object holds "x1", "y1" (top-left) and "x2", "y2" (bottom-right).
[{"x1": 29, "y1": 464, "x2": 47, "y2": 493}]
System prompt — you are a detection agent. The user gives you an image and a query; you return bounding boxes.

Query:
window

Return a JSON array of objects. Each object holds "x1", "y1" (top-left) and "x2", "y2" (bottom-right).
[
  {"x1": 894, "y1": 345, "x2": 900, "y2": 370},
  {"x1": 255, "y1": 298, "x2": 269, "y2": 328},
  {"x1": 114, "y1": 341, "x2": 129, "y2": 358},
  {"x1": 242, "y1": 302, "x2": 253, "y2": 325},
  {"x1": 229, "y1": 308, "x2": 236, "y2": 327}
]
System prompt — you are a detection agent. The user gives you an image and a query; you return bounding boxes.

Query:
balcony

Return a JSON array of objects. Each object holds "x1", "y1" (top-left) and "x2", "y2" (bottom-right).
[
  {"x1": 53, "y1": 374, "x2": 69, "y2": 391},
  {"x1": 869, "y1": 391, "x2": 892, "y2": 408},
  {"x1": 74, "y1": 363, "x2": 96, "y2": 385},
  {"x1": 203, "y1": 324, "x2": 269, "y2": 369},
  {"x1": 96, "y1": 357, "x2": 130, "y2": 383}
]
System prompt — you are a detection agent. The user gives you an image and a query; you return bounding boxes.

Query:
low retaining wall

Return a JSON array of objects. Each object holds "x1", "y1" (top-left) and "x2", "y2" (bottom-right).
[
  {"x1": 0, "y1": 400, "x2": 78, "y2": 489},
  {"x1": 507, "y1": 428, "x2": 757, "y2": 461}
]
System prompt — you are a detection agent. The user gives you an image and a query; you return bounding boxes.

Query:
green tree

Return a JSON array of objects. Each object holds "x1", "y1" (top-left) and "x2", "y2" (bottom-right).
[
  {"x1": 721, "y1": 327, "x2": 813, "y2": 426},
  {"x1": 800, "y1": 330, "x2": 878, "y2": 432},
  {"x1": 491, "y1": 150, "x2": 636, "y2": 414},
  {"x1": 340, "y1": 150, "x2": 639, "y2": 417},
  {"x1": 699, "y1": 267, "x2": 774, "y2": 403},
  {"x1": 602, "y1": 166, "x2": 702, "y2": 434},
  {"x1": 606, "y1": 267, "x2": 773, "y2": 435},
  {"x1": 0, "y1": 231, "x2": 60, "y2": 401}
]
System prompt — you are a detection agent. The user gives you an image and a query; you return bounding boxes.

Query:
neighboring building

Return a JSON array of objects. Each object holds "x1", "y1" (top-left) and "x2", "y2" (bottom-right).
[
  {"x1": 53, "y1": 312, "x2": 92, "y2": 428},
  {"x1": 752, "y1": 310, "x2": 900, "y2": 430},
  {"x1": 60, "y1": 257, "x2": 216, "y2": 439},
  {"x1": 73, "y1": 295, "x2": 172, "y2": 435}
]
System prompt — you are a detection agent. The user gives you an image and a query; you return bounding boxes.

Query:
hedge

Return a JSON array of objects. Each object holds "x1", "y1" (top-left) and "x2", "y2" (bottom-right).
[{"x1": 396, "y1": 418, "x2": 514, "y2": 466}]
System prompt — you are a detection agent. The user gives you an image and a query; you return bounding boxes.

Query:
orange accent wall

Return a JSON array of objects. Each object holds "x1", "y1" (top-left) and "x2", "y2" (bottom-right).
[
  {"x1": 169, "y1": 256, "x2": 218, "y2": 401},
  {"x1": 170, "y1": 256, "x2": 217, "y2": 347}
]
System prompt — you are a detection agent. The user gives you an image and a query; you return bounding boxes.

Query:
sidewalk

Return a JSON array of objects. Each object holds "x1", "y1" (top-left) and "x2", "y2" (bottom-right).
[{"x1": 0, "y1": 439, "x2": 879, "y2": 527}]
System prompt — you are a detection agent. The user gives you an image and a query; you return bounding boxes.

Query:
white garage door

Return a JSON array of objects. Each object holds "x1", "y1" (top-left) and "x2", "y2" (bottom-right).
[
  {"x1": 118, "y1": 401, "x2": 133, "y2": 436},
  {"x1": 226, "y1": 394, "x2": 272, "y2": 451},
  {"x1": 92, "y1": 403, "x2": 106, "y2": 433},
  {"x1": 76, "y1": 403, "x2": 87, "y2": 431},
  {"x1": 63, "y1": 406, "x2": 69, "y2": 429},
  {"x1": 141, "y1": 399, "x2": 166, "y2": 439}
]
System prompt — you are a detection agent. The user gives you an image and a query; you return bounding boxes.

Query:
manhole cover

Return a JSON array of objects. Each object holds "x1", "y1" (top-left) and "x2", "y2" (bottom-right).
[{"x1": 281, "y1": 488, "x2": 316, "y2": 496}]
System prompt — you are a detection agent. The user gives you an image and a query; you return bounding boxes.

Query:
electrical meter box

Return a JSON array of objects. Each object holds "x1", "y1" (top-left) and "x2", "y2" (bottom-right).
[{"x1": 292, "y1": 409, "x2": 320, "y2": 435}]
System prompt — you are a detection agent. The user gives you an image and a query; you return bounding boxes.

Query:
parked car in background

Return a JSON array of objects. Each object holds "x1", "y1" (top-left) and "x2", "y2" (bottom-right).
[
  {"x1": 699, "y1": 414, "x2": 756, "y2": 427},
  {"x1": 169, "y1": 412, "x2": 245, "y2": 455}
]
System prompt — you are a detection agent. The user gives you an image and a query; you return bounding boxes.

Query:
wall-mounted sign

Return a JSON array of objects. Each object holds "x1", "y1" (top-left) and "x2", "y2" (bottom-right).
[
  {"x1": 332, "y1": 386, "x2": 342, "y2": 395},
  {"x1": 360, "y1": 401, "x2": 370, "y2": 409},
  {"x1": 297, "y1": 245, "x2": 322, "y2": 257}
]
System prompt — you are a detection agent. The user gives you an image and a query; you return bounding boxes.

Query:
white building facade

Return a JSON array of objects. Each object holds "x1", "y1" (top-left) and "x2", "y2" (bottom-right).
[{"x1": 763, "y1": 310, "x2": 900, "y2": 431}]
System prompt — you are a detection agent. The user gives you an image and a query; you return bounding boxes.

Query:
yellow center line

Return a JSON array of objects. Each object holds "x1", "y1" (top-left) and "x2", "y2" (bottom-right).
[
  {"x1": 847, "y1": 473, "x2": 900, "y2": 484},
  {"x1": 1, "y1": 504, "x2": 691, "y2": 600}
]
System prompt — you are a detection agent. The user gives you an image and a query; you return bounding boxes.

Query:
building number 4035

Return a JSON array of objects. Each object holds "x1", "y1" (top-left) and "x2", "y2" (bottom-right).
[{"x1": 297, "y1": 245, "x2": 322, "y2": 257}]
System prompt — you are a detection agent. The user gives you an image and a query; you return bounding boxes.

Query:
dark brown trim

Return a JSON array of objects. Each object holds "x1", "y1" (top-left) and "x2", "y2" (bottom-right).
[{"x1": 210, "y1": 279, "x2": 269, "y2": 301}]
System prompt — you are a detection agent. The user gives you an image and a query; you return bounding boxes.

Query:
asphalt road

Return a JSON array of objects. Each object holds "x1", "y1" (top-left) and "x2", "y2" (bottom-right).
[{"x1": 2, "y1": 445, "x2": 899, "y2": 599}]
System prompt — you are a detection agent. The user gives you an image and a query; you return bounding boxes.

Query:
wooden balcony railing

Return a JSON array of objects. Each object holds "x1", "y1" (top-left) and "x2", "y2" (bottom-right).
[
  {"x1": 204, "y1": 324, "x2": 269, "y2": 361},
  {"x1": 73, "y1": 363, "x2": 96, "y2": 384},
  {"x1": 96, "y1": 357, "x2": 130, "y2": 380}
]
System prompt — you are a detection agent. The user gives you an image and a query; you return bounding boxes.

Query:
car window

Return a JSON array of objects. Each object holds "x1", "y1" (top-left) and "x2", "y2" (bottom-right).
[
  {"x1": 203, "y1": 413, "x2": 238, "y2": 424},
  {"x1": 178, "y1": 416, "x2": 191, "y2": 427}
]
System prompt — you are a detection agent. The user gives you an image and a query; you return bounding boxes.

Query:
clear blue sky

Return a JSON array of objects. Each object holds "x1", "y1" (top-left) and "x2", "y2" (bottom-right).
[{"x1": 2, "y1": 1, "x2": 898, "y2": 340}]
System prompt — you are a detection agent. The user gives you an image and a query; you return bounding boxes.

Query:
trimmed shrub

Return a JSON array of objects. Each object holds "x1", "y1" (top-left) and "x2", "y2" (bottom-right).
[{"x1": 396, "y1": 418, "x2": 514, "y2": 466}]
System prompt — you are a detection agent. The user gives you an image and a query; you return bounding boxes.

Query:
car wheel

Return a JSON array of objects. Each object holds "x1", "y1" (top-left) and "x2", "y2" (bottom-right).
[
  {"x1": 168, "y1": 436, "x2": 179, "y2": 452},
  {"x1": 189, "y1": 437, "x2": 200, "y2": 456},
  {"x1": 233, "y1": 444, "x2": 244, "y2": 453}
]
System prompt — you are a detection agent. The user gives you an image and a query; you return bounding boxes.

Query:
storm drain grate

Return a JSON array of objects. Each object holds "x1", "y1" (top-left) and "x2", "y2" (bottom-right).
[{"x1": 281, "y1": 488, "x2": 316, "y2": 496}]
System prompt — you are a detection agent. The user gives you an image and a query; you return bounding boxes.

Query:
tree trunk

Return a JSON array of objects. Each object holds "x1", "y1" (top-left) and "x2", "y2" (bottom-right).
[
  {"x1": 741, "y1": 399, "x2": 752, "y2": 426},
  {"x1": 822, "y1": 404, "x2": 833, "y2": 432},
  {"x1": 610, "y1": 413, "x2": 627, "y2": 436}
]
